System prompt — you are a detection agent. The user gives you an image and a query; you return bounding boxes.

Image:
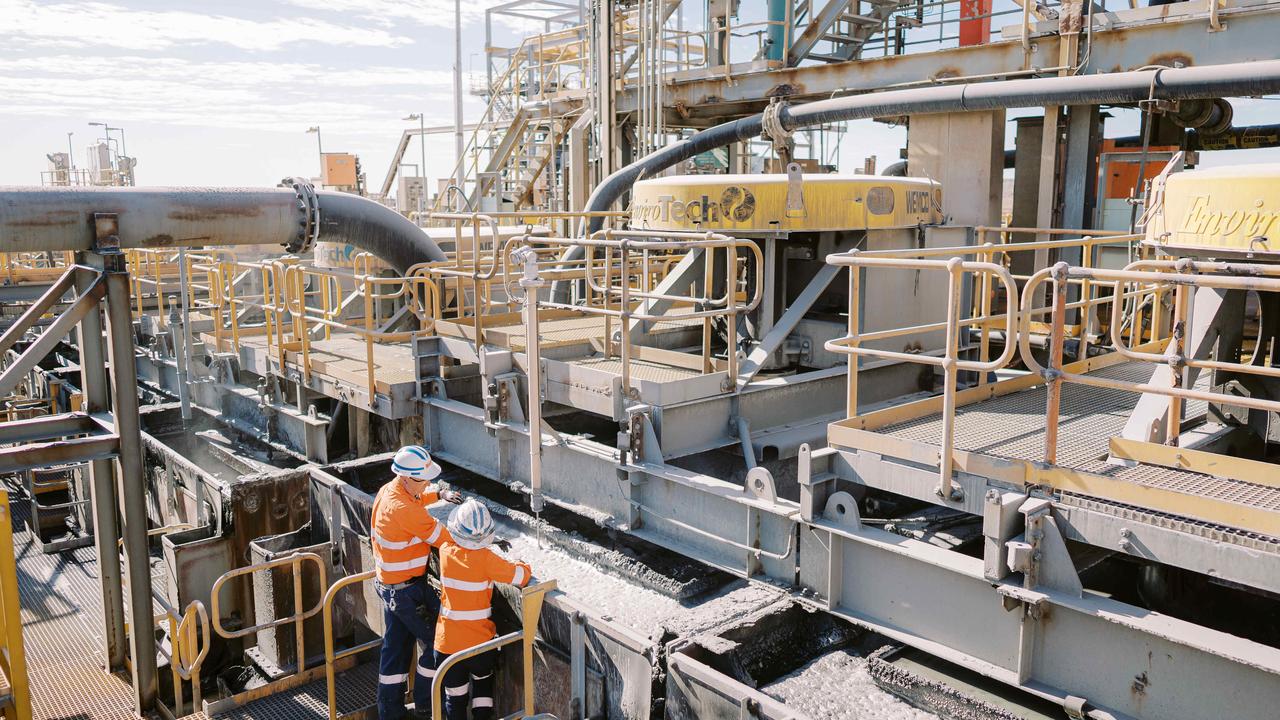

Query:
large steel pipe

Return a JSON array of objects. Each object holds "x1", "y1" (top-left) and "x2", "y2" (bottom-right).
[{"x1": 0, "y1": 186, "x2": 445, "y2": 272}]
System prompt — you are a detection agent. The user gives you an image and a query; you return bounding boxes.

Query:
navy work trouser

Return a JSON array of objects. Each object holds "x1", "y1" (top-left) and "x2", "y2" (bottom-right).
[
  {"x1": 433, "y1": 648, "x2": 497, "y2": 720},
  {"x1": 376, "y1": 579, "x2": 440, "y2": 720}
]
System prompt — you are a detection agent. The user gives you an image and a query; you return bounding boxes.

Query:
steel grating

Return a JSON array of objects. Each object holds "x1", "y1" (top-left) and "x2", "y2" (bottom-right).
[
  {"x1": 569, "y1": 356, "x2": 705, "y2": 382},
  {"x1": 879, "y1": 361, "x2": 1280, "y2": 538},
  {"x1": 488, "y1": 312, "x2": 702, "y2": 352},
  {"x1": 8, "y1": 495, "x2": 142, "y2": 720},
  {"x1": 214, "y1": 661, "x2": 378, "y2": 720}
]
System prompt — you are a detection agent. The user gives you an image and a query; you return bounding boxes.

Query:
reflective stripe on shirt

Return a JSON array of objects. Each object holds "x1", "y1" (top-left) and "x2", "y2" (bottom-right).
[
  {"x1": 375, "y1": 555, "x2": 429, "y2": 572},
  {"x1": 372, "y1": 531, "x2": 422, "y2": 551},
  {"x1": 440, "y1": 606, "x2": 492, "y2": 621},
  {"x1": 440, "y1": 576, "x2": 491, "y2": 592}
]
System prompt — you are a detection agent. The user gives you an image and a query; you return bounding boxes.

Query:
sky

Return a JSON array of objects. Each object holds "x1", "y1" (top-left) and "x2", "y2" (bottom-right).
[{"x1": 1, "y1": 0, "x2": 1277, "y2": 198}]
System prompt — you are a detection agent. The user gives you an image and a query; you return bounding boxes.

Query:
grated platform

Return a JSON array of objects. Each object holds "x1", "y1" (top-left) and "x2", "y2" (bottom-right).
[
  {"x1": 215, "y1": 662, "x2": 378, "y2": 720},
  {"x1": 9, "y1": 493, "x2": 380, "y2": 719},
  {"x1": 878, "y1": 361, "x2": 1280, "y2": 540},
  {"x1": 10, "y1": 496, "x2": 141, "y2": 720}
]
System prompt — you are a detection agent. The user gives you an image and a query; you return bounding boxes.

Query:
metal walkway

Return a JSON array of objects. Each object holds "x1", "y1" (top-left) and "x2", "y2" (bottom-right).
[
  {"x1": 9, "y1": 493, "x2": 380, "y2": 719},
  {"x1": 880, "y1": 361, "x2": 1280, "y2": 544},
  {"x1": 10, "y1": 495, "x2": 140, "y2": 719}
]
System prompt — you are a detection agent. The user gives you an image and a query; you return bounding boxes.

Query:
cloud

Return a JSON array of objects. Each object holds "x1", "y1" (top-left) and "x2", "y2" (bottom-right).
[
  {"x1": 0, "y1": 54, "x2": 477, "y2": 134},
  {"x1": 0, "y1": 0, "x2": 412, "y2": 51},
  {"x1": 283, "y1": 0, "x2": 569, "y2": 32}
]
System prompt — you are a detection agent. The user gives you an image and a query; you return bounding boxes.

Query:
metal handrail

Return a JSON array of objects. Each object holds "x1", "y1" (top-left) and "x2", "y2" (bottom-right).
[
  {"x1": 429, "y1": 632, "x2": 522, "y2": 719},
  {"x1": 825, "y1": 235, "x2": 1280, "y2": 486},
  {"x1": 429, "y1": 579, "x2": 557, "y2": 720},
  {"x1": 159, "y1": 600, "x2": 209, "y2": 717},
  {"x1": 321, "y1": 570, "x2": 379, "y2": 720},
  {"x1": 823, "y1": 255, "x2": 1019, "y2": 497},
  {"x1": 210, "y1": 552, "x2": 328, "y2": 675},
  {"x1": 0, "y1": 491, "x2": 31, "y2": 720},
  {"x1": 1021, "y1": 260, "x2": 1280, "y2": 458}
]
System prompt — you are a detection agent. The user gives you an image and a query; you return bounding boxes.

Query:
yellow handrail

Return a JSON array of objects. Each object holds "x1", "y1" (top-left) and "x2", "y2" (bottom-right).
[
  {"x1": 160, "y1": 600, "x2": 209, "y2": 717},
  {"x1": 429, "y1": 580, "x2": 556, "y2": 720},
  {"x1": 321, "y1": 570, "x2": 378, "y2": 720},
  {"x1": 0, "y1": 491, "x2": 31, "y2": 720},
  {"x1": 210, "y1": 552, "x2": 328, "y2": 676}
]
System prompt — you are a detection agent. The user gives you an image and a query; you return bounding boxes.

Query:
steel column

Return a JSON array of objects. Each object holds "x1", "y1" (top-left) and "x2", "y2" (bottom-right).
[
  {"x1": 103, "y1": 262, "x2": 157, "y2": 710},
  {"x1": 75, "y1": 256, "x2": 127, "y2": 670}
]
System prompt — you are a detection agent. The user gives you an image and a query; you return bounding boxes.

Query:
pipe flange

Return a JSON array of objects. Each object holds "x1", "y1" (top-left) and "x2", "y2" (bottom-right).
[
  {"x1": 761, "y1": 98, "x2": 793, "y2": 164},
  {"x1": 279, "y1": 176, "x2": 321, "y2": 254}
]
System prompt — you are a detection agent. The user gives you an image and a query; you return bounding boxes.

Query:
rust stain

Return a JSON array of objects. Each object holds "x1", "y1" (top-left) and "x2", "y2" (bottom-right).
[
  {"x1": 4, "y1": 209, "x2": 79, "y2": 228},
  {"x1": 765, "y1": 83, "x2": 798, "y2": 99},
  {"x1": 168, "y1": 205, "x2": 262, "y2": 222},
  {"x1": 933, "y1": 66, "x2": 964, "y2": 81},
  {"x1": 1147, "y1": 52, "x2": 1192, "y2": 70}
]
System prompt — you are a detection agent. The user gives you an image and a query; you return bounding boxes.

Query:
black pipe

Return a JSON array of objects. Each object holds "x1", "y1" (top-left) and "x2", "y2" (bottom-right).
[
  {"x1": 553, "y1": 61, "x2": 1280, "y2": 301},
  {"x1": 881, "y1": 160, "x2": 909, "y2": 176},
  {"x1": 315, "y1": 190, "x2": 446, "y2": 271},
  {"x1": 587, "y1": 61, "x2": 1280, "y2": 228}
]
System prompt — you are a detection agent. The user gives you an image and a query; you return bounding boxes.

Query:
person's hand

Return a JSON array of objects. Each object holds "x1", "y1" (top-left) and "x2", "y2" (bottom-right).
[
  {"x1": 441, "y1": 489, "x2": 464, "y2": 505},
  {"x1": 493, "y1": 538, "x2": 512, "y2": 553}
]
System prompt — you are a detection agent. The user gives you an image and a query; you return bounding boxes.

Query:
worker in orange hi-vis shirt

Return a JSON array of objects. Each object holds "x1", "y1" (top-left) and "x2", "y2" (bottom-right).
[
  {"x1": 371, "y1": 445, "x2": 463, "y2": 720},
  {"x1": 433, "y1": 499, "x2": 532, "y2": 720}
]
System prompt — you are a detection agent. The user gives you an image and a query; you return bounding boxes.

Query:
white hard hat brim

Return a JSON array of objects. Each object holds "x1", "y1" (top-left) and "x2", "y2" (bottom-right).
[{"x1": 394, "y1": 461, "x2": 442, "y2": 481}]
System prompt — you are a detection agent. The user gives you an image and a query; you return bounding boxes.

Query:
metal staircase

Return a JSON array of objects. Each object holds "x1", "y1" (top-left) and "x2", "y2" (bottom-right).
[{"x1": 789, "y1": 0, "x2": 908, "y2": 64}]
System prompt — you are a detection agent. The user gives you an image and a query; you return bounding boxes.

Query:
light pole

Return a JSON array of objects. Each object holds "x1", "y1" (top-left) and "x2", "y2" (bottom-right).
[
  {"x1": 66, "y1": 132, "x2": 74, "y2": 169},
  {"x1": 307, "y1": 126, "x2": 323, "y2": 180},
  {"x1": 403, "y1": 114, "x2": 427, "y2": 224},
  {"x1": 454, "y1": 0, "x2": 464, "y2": 189}
]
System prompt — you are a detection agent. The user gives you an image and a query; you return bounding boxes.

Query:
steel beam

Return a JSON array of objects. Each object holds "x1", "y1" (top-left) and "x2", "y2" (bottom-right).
[
  {"x1": 627, "y1": 3, "x2": 1280, "y2": 119},
  {"x1": 0, "y1": 412, "x2": 99, "y2": 444},
  {"x1": 787, "y1": 0, "x2": 854, "y2": 65},
  {"x1": 737, "y1": 262, "x2": 840, "y2": 388},
  {"x1": 75, "y1": 256, "x2": 127, "y2": 670},
  {"x1": 0, "y1": 434, "x2": 118, "y2": 475},
  {"x1": 0, "y1": 277, "x2": 104, "y2": 398},
  {"x1": 103, "y1": 263, "x2": 158, "y2": 711},
  {"x1": 800, "y1": 519, "x2": 1280, "y2": 720},
  {"x1": 0, "y1": 265, "x2": 76, "y2": 357}
]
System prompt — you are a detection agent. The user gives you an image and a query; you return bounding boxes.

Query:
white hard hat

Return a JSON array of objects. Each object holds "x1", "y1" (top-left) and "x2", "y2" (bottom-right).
[
  {"x1": 447, "y1": 499, "x2": 495, "y2": 550},
  {"x1": 392, "y1": 445, "x2": 442, "y2": 481}
]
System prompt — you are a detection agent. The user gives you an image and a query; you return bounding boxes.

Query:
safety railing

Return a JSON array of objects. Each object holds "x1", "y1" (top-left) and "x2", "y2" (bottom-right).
[
  {"x1": 1023, "y1": 259, "x2": 1280, "y2": 459},
  {"x1": 0, "y1": 251, "x2": 74, "y2": 286},
  {"x1": 434, "y1": 228, "x2": 760, "y2": 396},
  {"x1": 197, "y1": 256, "x2": 440, "y2": 400},
  {"x1": 321, "y1": 570, "x2": 378, "y2": 720},
  {"x1": 210, "y1": 552, "x2": 328, "y2": 675},
  {"x1": 860, "y1": 228, "x2": 1153, "y2": 380},
  {"x1": 429, "y1": 580, "x2": 557, "y2": 720},
  {"x1": 826, "y1": 232, "x2": 1280, "y2": 495},
  {"x1": 156, "y1": 600, "x2": 210, "y2": 719},
  {"x1": 126, "y1": 248, "x2": 225, "y2": 329},
  {"x1": 418, "y1": 211, "x2": 633, "y2": 348},
  {"x1": 826, "y1": 255, "x2": 1019, "y2": 497},
  {"x1": 0, "y1": 491, "x2": 31, "y2": 720}
]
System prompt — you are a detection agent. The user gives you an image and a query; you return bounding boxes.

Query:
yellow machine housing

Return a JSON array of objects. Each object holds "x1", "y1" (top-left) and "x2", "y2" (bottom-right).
[
  {"x1": 629, "y1": 173, "x2": 943, "y2": 233},
  {"x1": 624, "y1": 172, "x2": 952, "y2": 394},
  {"x1": 1146, "y1": 163, "x2": 1280, "y2": 259}
]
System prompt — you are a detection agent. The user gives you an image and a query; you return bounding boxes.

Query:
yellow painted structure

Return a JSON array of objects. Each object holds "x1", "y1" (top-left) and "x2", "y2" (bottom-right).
[
  {"x1": 628, "y1": 173, "x2": 943, "y2": 233},
  {"x1": 1147, "y1": 163, "x2": 1280, "y2": 257}
]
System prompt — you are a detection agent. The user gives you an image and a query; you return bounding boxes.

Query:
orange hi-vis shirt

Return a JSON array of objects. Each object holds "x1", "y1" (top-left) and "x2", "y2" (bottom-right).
[
  {"x1": 370, "y1": 479, "x2": 452, "y2": 585},
  {"x1": 433, "y1": 544, "x2": 531, "y2": 654}
]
